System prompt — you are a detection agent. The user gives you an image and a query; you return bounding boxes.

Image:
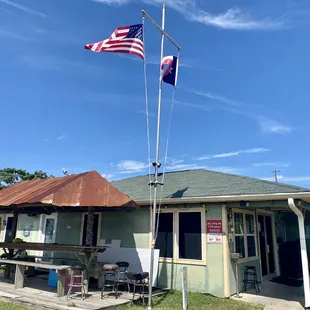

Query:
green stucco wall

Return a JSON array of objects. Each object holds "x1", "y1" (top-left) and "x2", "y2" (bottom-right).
[
  {"x1": 101, "y1": 209, "x2": 150, "y2": 248},
  {"x1": 54, "y1": 212, "x2": 82, "y2": 262},
  {"x1": 156, "y1": 206, "x2": 225, "y2": 297},
  {"x1": 205, "y1": 207, "x2": 225, "y2": 297},
  {"x1": 99, "y1": 206, "x2": 226, "y2": 296},
  {"x1": 55, "y1": 213, "x2": 82, "y2": 245},
  {"x1": 157, "y1": 262, "x2": 208, "y2": 292}
]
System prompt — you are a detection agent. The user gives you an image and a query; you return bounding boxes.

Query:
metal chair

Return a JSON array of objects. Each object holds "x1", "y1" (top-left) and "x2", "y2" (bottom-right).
[
  {"x1": 115, "y1": 262, "x2": 130, "y2": 294},
  {"x1": 67, "y1": 265, "x2": 86, "y2": 301},
  {"x1": 125, "y1": 272, "x2": 149, "y2": 305},
  {"x1": 101, "y1": 264, "x2": 120, "y2": 299},
  {"x1": 242, "y1": 266, "x2": 260, "y2": 294}
]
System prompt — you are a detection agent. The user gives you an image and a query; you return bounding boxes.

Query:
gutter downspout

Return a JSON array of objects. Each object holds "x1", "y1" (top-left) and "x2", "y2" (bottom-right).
[{"x1": 288, "y1": 198, "x2": 310, "y2": 308}]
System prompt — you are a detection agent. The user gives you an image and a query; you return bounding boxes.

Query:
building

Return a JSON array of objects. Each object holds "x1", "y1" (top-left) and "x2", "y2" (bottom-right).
[{"x1": 0, "y1": 169, "x2": 309, "y2": 303}]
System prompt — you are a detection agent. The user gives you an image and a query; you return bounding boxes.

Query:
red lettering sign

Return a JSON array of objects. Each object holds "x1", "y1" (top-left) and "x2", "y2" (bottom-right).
[{"x1": 207, "y1": 220, "x2": 222, "y2": 234}]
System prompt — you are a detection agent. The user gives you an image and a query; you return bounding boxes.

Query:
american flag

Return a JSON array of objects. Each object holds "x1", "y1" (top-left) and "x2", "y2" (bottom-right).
[{"x1": 85, "y1": 24, "x2": 144, "y2": 59}]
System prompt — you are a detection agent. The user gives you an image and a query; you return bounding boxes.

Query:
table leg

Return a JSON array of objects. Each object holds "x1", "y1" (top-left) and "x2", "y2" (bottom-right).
[
  {"x1": 14, "y1": 265, "x2": 25, "y2": 289},
  {"x1": 57, "y1": 270, "x2": 67, "y2": 297}
]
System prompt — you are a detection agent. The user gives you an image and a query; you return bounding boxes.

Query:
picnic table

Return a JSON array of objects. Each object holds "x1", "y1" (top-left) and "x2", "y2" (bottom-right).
[
  {"x1": 0, "y1": 242, "x2": 108, "y2": 293},
  {"x1": 0, "y1": 258, "x2": 70, "y2": 297}
]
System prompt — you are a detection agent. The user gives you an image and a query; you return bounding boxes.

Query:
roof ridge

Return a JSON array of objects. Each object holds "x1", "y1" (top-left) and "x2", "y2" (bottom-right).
[
  {"x1": 200, "y1": 169, "x2": 309, "y2": 191},
  {"x1": 111, "y1": 169, "x2": 205, "y2": 183}
]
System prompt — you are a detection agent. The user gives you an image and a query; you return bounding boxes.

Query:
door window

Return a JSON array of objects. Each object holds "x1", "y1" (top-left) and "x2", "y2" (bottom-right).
[
  {"x1": 42, "y1": 217, "x2": 56, "y2": 261},
  {"x1": 4, "y1": 217, "x2": 14, "y2": 242}
]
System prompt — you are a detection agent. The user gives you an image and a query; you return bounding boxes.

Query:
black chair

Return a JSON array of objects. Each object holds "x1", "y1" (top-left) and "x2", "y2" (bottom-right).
[
  {"x1": 115, "y1": 262, "x2": 130, "y2": 294},
  {"x1": 67, "y1": 265, "x2": 86, "y2": 301},
  {"x1": 242, "y1": 266, "x2": 260, "y2": 294},
  {"x1": 125, "y1": 272, "x2": 149, "y2": 305}
]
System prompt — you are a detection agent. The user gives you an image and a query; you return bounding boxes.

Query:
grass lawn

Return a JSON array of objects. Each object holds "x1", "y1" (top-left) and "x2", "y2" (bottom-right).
[
  {"x1": 116, "y1": 291, "x2": 264, "y2": 310},
  {"x1": 0, "y1": 301, "x2": 29, "y2": 310}
]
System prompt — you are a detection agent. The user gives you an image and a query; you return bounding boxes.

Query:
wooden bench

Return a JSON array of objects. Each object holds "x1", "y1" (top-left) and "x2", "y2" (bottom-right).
[{"x1": 0, "y1": 259, "x2": 70, "y2": 297}]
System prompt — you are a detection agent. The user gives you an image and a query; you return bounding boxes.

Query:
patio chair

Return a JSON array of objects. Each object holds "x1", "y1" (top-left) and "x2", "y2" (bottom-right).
[
  {"x1": 114, "y1": 262, "x2": 130, "y2": 294},
  {"x1": 101, "y1": 263, "x2": 120, "y2": 299},
  {"x1": 242, "y1": 266, "x2": 260, "y2": 294},
  {"x1": 67, "y1": 265, "x2": 86, "y2": 301},
  {"x1": 125, "y1": 272, "x2": 149, "y2": 306}
]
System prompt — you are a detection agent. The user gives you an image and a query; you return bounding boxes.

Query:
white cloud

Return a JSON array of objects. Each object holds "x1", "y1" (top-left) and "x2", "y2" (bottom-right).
[
  {"x1": 0, "y1": 0, "x2": 46, "y2": 18},
  {"x1": 262, "y1": 175, "x2": 310, "y2": 183},
  {"x1": 57, "y1": 134, "x2": 67, "y2": 140},
  {"x1": 92, "y1": 0, "x2": 130, "y2": 5},
  {"x1": 117, "y1": 160, "x2": 148, "y2": 174},
  {"x1": 165, "y1": 162, "x2": 240, "y2": 174},
  {"x1": 166, "y1": 157, "x2": 184, "y2": 166},
  {"x1": 190, "y1": 7, "x2": 284, "y2": 30},
  {"x1": 101, "y1": 173, "x2": 114, "y2": 180},
  {"x1": 258, "y1": 117, "x2": 292, "y2": 134},
  {"x1": 175, "y1": 100, "x2": 212, "y2": 112},
  {"x1": 91, "y1": 0, "x2": 284, "y2": 30},
  {"x1": 137, "y1": 110, "x2": 157, "y2": 119},
  {"x1": 0, "y1": 30, "x2": 31, "y2": 41},
  {"x1": 253, "y1": 162, "x2": 291, "y2": 167},
  {"x1": 19, "y1": 54, "x2": 108, "y2": 77},
  {"x1": 166, "y1": 163, "x2": 203, "y2": 170},
  {"x1": 181, "y1": 91, "x2": 293, "y2": 135},
  {"x1": 197, "y1": 148, "x2": 270, "y2": 161},
  {"x1": 187, "y1": 90, "x2": 262, "y2": 108}
]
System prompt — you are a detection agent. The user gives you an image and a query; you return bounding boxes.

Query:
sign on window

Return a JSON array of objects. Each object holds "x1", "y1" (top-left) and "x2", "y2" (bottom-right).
[{"x1": 207, "y1": 220, "x2": 223, "y2": 244}]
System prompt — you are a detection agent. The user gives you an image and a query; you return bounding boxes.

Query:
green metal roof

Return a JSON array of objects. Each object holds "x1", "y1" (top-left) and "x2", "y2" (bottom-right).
[{"x1": 112, "y1": 169, "x2": 310, "y2": 202}]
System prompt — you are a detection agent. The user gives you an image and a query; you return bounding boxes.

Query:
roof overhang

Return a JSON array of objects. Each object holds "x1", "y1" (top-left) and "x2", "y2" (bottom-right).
[{"x1": 136, "y1": 191, "x2": 310, "y2": 206}]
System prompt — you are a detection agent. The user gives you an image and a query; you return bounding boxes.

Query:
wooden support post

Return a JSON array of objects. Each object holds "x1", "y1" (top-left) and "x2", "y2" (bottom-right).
[
  {"x1": 14, "y1": 264, "x2": 25, "y2": 289},
  {"x1": 85, "y1": 207, "x2": 94, "y2": 246},
  {"x1": 57, "y1": 270, "x2": 67, "y2": 297}
]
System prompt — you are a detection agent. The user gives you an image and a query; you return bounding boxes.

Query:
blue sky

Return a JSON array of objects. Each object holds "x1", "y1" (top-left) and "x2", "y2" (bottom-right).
[{"x1": 1, "y1": 0, "x2": 310, "y2": 187}]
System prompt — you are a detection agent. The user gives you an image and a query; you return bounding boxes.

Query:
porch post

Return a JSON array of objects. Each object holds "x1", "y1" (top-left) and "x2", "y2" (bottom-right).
[
  {"x1": 288, "y1": 198, "x2": 310, "y2": 308},
  {"x1": 85, "y1": 207, "x2": 94, "y2": 246}
]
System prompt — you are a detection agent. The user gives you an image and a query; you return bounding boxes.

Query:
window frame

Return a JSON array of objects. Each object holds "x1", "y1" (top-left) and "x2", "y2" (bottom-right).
[
  {"x1": 155, "y1": 211, "x2": 174, "y2": 259},
  {"x1": 233, "y1": 209, "x2": 258, "y2": 260},
  {"x1": 155, "y1": 208, "x2": 206, "y2": 265}
]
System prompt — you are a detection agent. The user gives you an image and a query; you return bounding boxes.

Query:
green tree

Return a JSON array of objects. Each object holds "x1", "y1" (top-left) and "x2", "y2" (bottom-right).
[{"x1": 0, "y1": 168, "x2": 51, "y2": 190}]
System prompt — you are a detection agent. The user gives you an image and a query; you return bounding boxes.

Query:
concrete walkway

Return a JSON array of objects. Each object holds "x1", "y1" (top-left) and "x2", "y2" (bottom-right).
[{"x1": 233, "y1": 280, "x2": 304, "y2": 310}]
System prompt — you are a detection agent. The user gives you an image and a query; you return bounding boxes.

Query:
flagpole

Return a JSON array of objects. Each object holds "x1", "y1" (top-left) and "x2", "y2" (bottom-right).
[{"x1": 148, "y1": 3, "x2": 165, "y2": 310}]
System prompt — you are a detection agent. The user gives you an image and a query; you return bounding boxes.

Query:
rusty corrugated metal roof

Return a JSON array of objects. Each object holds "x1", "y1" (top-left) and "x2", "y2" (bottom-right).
[{"x1": 0, "y1": 171, "x2": 138, "y2": 208}]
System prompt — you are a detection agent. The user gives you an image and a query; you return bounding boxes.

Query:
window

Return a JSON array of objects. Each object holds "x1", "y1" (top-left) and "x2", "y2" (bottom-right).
[
  {"x1": 179, "y1": 212, "x2": 202, "y2": 260},
  {"x1": 155, "y1": 210, "x2": 204, "y2": 262},
  {"x1": 155, "y1": 213, "x2": 173, "y2": 258},
  {"x1": 234, "y1": 211, "x2": 257, "y2": 259}
]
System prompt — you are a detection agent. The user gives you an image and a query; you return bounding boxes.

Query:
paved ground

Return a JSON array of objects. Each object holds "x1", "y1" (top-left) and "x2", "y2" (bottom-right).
[
  {"x1": 0, "y1": 274, "x2": 133, "y2": 310},
  {"x1": 233, "y1": 280, "x2": 305, "y2": 310}
]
